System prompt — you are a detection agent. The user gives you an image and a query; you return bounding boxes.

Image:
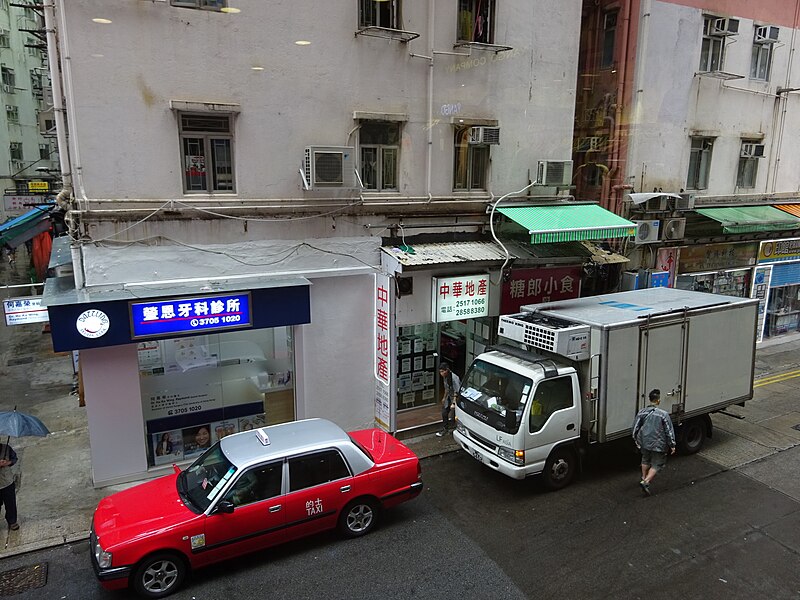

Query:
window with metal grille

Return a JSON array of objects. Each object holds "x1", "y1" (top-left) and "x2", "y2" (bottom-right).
[
  {"x1": 170, "y1": 0, "x2": 227, "y2": 10},
  {"x1": 5, "y1": 105, "x2": 17, "y2": 123},
  {"x1": 178, "y1": 112, "x2": 235, "y2": 193},
  {"x1": 687, "y1": 137, "x2": 713, "y2": 190},
  {"x1": 0, "y1": 30, "x2": 9, "y2": 48},
  {"x1": 457, "y1": 0, "x2": 495, "y2": 44},
  {"x1": 359, "y1": 121, "x2": 399, "y2": 191},
  {"x1": 9, "y1": 142, "x2": 22, "y2": 161},
  {"x1": 39, "y1": 143, "x2": 49, "y2": 160},
  {"x1": 454, "y1": 126, "x2": 489, "y2": 191},
  {"x1": 737, "y1": 140, "x2": 762, "y2": 188},
  {"x1": 359, "y1": 0, "x2": 399, "y2": 28},
  {"x1": 750, "y1": 30, "x2": 774, "y2": 81}
]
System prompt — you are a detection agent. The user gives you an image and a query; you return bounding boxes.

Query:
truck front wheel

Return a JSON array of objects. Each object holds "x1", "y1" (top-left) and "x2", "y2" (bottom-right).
[
  {"x1": 542, "y1": 446, "x2": 577, "y2": 491},
  {"x1": 676, "y1": 417, "x2": 708, "y2": 454}
]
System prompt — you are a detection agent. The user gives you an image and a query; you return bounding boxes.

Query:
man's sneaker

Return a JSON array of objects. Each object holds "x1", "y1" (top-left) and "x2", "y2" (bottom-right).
[
  {"x1": 639, "y1": 480, "x2": 651, "y2": 496},
  {"x1": 435, "y1": 430, "x2": 446, "y2": 437},
  {"x1": 8, "y1": 523, "x2": 18, "y2": 531}
]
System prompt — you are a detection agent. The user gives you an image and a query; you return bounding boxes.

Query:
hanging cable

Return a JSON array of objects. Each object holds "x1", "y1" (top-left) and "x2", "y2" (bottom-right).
[{"x1": 488, "y1": 182, "x2": 536, "y2": 285}]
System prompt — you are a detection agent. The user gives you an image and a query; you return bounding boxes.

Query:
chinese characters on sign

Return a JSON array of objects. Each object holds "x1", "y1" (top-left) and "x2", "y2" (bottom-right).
[
  {"x1": 373, "y1": 274, "x2": 393, "y2": 431},
  {"x1": 500, "y1": 266, "x2": 581, "y2": 314},
  {"x1": 758, "y1": 238, "x2": 800, "y2": 263},
  {"x1": 305, "y1": 498, "x2": 324, "y2": 516},
  {"x1": 2, "y1": 296, "x2": 49, "y2": 326},
  {"x1": 130, "y1": 293, "x2": 252, "y2": 339},
  {"x1": 432, "y1": 274, "x2": 490, "y2": 323},
  {"x1": 750, "y1": 265, "x2": 772, "y2": 343}
]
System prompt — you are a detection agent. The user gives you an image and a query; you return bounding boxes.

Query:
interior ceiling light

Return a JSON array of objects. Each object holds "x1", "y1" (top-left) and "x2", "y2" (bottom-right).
[
  {"x1": 251, "y1": 66, "x2": 264, "y2": 71},
  {"x1": 220, "y1": 7, "x2": 241, "y2": 13},
  {"x1": 295, "y1": 40, "x2": 311, "y2": 46},
  {"x1": 92, "y1": 18, "x2": 112, "y2": 24}
]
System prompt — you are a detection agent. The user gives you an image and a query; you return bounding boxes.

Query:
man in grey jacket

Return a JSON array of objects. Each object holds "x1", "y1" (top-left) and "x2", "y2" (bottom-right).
[{"x1": 632, "y1": 389, "x2": 676, "y2": 496}]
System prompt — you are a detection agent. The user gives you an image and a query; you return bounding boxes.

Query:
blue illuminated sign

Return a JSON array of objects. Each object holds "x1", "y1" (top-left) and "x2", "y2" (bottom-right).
[{"x1": 130, "y1": 293, "x2": 252, "y2": 339}]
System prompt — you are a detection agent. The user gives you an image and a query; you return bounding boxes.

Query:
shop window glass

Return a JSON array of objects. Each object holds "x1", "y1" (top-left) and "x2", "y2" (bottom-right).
[{"x1": 140, "y1": 327, "x2": 295, "y2": 468}]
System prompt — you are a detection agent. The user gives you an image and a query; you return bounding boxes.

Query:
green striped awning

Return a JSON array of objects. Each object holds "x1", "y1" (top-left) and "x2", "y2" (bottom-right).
[
  {"x1": 498, "y1": 205, "x2": 636, "y2": 244},
  {"x1": 695, "y1": 206, "x2": 800, "y2": 234}
]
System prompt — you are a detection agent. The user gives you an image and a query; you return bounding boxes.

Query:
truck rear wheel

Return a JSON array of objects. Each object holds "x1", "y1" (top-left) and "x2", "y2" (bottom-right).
[
  {"x1": 677, "y1": 417, "x2": 707, "y2": 454},
  {"x1": 543, "y1": 447, "x2": 577, "y2": 491}
]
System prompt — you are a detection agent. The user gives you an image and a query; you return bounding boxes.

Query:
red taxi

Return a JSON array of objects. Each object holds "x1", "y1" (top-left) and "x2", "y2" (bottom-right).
[{"x1": 90, "y1": 418, "x2": 422, "y2": 598}]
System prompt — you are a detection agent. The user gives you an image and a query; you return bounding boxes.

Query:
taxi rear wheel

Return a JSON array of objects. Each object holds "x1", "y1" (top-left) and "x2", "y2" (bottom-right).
[
  {"x1": 132, "y1": 552, "x2": 187, "y2": 599},
  {"x1": 339, "y1": 498, "x2": 379, "y2": 538}
]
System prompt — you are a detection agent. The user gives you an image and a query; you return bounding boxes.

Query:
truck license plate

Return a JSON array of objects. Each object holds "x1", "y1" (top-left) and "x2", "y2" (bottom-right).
[{"x1": 471, "y1": 449, "x2": 483, "y2": 463}]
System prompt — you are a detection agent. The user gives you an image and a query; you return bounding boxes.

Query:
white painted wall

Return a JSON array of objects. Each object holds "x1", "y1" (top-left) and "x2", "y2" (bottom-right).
[
  {"x1": 81, "y1": 344, "x2": 148, "y2": 486},
  {"x1": 294, "y1": 274, "x2": 375, "y2": 431},
  {"x1": 59, "y1": 1, "x2": 580, "y2": 204},
  {"x1": 628, "y1": 0, "x2": 800, "y2": 195}
]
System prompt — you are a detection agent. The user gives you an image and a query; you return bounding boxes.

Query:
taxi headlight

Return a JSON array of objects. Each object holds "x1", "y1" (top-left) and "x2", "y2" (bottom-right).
[
  {"x1": 94, "y1": 538, "x2": 112, "y2": 568},
  {"x1": 497, "y1": 446, "x2": 525, "y2": 466}
]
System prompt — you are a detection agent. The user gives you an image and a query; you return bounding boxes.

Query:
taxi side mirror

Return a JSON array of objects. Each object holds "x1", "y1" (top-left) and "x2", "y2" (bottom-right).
[{"x1": 214, "y1": 500, "x2": 235, "y2": 514}]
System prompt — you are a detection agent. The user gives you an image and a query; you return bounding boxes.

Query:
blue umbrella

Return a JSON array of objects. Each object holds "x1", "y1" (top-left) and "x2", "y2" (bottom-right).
[{"x1": 0, "y1": 408, "x2": 50, "y2": 438}]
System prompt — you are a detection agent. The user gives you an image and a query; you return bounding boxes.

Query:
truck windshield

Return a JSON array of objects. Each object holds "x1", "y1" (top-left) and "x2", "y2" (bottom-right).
[
  {"x1": 178, "y1": 443, "x2": 237, "y2": 513},
  {"x1": 459, "y1": 359, "x2": 532, "y2": 434}
]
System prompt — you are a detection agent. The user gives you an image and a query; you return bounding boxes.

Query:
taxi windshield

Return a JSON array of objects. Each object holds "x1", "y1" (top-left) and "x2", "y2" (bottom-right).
[{"x1": 178, "y1": 443, "x2": 237, "y2": 513}]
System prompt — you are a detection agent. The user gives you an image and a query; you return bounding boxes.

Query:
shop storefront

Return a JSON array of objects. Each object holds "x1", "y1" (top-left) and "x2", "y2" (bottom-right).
[
  {"x1": 45, "y1": 279, "x2": 313, "y2": 484},
  {"x1": 757, "y1": 238, "x2": 800, "y2": 340},
  {"x1": 377, "y1": 241, "x2": 588, "y2": 433},
  {"x1": 674, "y1": 242, "x2": 758, "y2": 298}
]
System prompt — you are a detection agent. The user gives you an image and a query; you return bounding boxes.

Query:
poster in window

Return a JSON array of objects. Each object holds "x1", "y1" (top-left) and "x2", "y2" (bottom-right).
[
  {"x1": 414, "y1": 339, "x2": 424, "y2": 353},
  {"x1": 413, "y1": 356, "x2": 423, "y2": 371},
  {"x1": 211, "y1": 420, "x2": 238, "y2": 443},
  {"x1": 400, "y1": 340, "x2": 412, "y2": 355},
  {"x1": 152, "y1": 430, "x2": 184, "y2": 466},
  {"x1": 185, "y1": 154, "x2": 206, "y2": 177},
  {"x1": 411, "y1": 373, "x2": 425, "y2": 391},
  {"x1": 398, "y1": 373, "x2": 412, "y2": 392},
  {"x1": 422, "y1": 389, "x2": 435, "y2": 401},
  {"x1": 183, "y1": 424, "x2": 213, "y2": 458},
  {"x1": 237, "y1": 413, "x2": 265, "y2": 433},
  {"x1": 401, "y1": 358, "x2": 411, "y2": 373}
]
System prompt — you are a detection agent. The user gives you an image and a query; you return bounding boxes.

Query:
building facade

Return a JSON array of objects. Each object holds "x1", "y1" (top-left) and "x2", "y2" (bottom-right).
[
  {"x1": 41, "y1": 1, "x2": 643, "y2": 486},
  {"x1": 573, "y1": 0, "x2": 800, "y2": 341}
]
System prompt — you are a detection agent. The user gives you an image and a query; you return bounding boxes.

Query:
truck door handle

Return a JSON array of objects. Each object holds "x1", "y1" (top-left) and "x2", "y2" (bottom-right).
[
  {"x1": 566, "y1": 423, "x2": 575, "y2": 430},
  {"x1": 269, "y1": 505, "x2": 282, "y2": 513},
  {"x1": 340, "y1": 485, "x2": 351, "y2": 493}
]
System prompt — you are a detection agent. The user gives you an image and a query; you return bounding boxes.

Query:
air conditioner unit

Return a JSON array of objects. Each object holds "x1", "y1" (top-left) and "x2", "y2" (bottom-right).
[
  {"x1": 741, "y1": 143, "x2": 765, "y2": 158},
  {"x1": 4, "y1": 104, "x2": 13, "y2": 111},
  {"x1": 632, "y1": 220, "x2": 661, "y2": 244},
  {"x1": 713, "y1": 17, "x2": 739, "y2": 36},
  {"x1": 755, "y1": 25, "x2": 779, "y2": 44},
  {"x1": 468, "y1": 126, "x2": 500, "y2": 145},
  {"x1": 661, "y1": 217, "x2": 686, "y2": 241},
  {"x1": 537, "y1": 160, "x2": 573, "y2": 186},
  {"x1": 645, "y1": 196, "x2": 668, "y2": 211},
  {"x1": 302, "y1": 146, "x2": 356, "y2": 189},
  {"x1": 674, "y1": 193, "x2": 696, "y2": 211}
]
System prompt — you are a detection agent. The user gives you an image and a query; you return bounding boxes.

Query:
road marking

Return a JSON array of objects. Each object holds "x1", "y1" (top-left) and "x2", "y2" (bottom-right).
[{"x1": 754, "y1": 369, "x2": 800, "y2": 388}]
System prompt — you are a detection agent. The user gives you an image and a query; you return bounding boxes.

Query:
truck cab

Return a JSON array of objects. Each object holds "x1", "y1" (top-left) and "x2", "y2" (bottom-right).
[{"x1": 453, "y1": 347, "x2": 582, "y2": 489}]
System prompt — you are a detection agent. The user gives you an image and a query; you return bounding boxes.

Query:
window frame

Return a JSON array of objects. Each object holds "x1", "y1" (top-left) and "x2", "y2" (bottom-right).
[
  {"x1": 224, "y1": 460, "x2": 283, "y2": 508},
  {"x1": 359, "y1": 0, "x2": 400, "y2": 29},
  {"x1": 1, "y1": 67, "x2": 16, "y2": 91},
  {"x1": 687, "y1": 136, "x2": 713, "y2": 190},
  {"x1": 736, "y1": 140, "x2": 762, "y2": 189},
  {"x1": 358, "y1": 121, "x2": 400, "y2": 192},
  {"x1": 600, "y1": 11, "x2": 618, "y2": 69},
  {"x1": 288, "y1": 449, "x2": 352, "y2": 493},
  {"x1": 457, "y1": 0, "x2": 496, "y2": 45},
  {"x1": 699, "y1": 16, "x2": 726, "y2": 73},
  {"x1": 9, "y1": 141, "x2": 22, "y2": 161},
  {"x1": 750, "y1": 35, "x2": 773, "y2": 81},
  {"x1": 453, "y1": 126, "x2": 490, "y2": 191},
  {"x1": 5, "y1": 104, "x2": 18, "y2": 123},
  {"x1": 178, "y1": 112, "x2": 236, "y2": 194},
  {"x1": 528, "y1": 376, "x2": 575, "y2": 434}
]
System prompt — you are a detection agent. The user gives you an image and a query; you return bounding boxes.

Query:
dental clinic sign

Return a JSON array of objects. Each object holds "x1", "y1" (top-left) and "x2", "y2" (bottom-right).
[
  {"x1": 432, "y1": 274, "x2": 489, "y2": 323},
  {"x1": 130, "y1": 293, "x2": 252, "y2": 339}
]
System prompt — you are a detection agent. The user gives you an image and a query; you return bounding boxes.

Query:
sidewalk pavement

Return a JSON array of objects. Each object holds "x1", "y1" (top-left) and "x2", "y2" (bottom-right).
[{"x1": 0, "y1": 307, "x2": 798, "y2": 559}]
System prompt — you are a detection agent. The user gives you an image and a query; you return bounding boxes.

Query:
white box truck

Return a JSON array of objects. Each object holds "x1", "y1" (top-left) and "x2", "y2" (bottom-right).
[{"x1": 453, "y1": 287, "x2": 757, "y2": 490}]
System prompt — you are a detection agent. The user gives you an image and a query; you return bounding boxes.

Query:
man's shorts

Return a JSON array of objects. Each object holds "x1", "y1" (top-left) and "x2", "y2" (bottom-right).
[{"x1": 640, "y1": 449, "x2": 668, "y2": 471}]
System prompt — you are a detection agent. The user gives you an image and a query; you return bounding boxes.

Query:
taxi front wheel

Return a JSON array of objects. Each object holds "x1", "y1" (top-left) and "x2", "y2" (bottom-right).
[
  {"x1": 339, "y1": 498, "x2": 379, "y2": 538},
  {"x1": 132, "y1": 552, "x2": 187, "y2": 599}
]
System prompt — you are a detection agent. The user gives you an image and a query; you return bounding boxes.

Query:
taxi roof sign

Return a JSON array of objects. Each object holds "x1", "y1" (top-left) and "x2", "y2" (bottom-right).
[{"x1": 255, "y1": 428, "x2": 271, "y2": 446}]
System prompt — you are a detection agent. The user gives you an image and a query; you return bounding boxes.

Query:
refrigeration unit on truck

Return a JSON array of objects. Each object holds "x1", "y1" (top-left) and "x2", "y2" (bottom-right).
[{"x1": 453, "y1": 287, "x2": 758, "y2": 490}]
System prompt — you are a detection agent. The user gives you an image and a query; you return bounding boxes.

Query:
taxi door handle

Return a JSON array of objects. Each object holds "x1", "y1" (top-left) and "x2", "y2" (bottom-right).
[
  {"x1": 269, "y1": 505, "x2": 282, "y2": 513},
  {"x1": 566, "y1": 423, "x2": 575, "y2": 431},
  {"x1": 340, "y1": 485, "x2": 351, "y2": 493}
]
